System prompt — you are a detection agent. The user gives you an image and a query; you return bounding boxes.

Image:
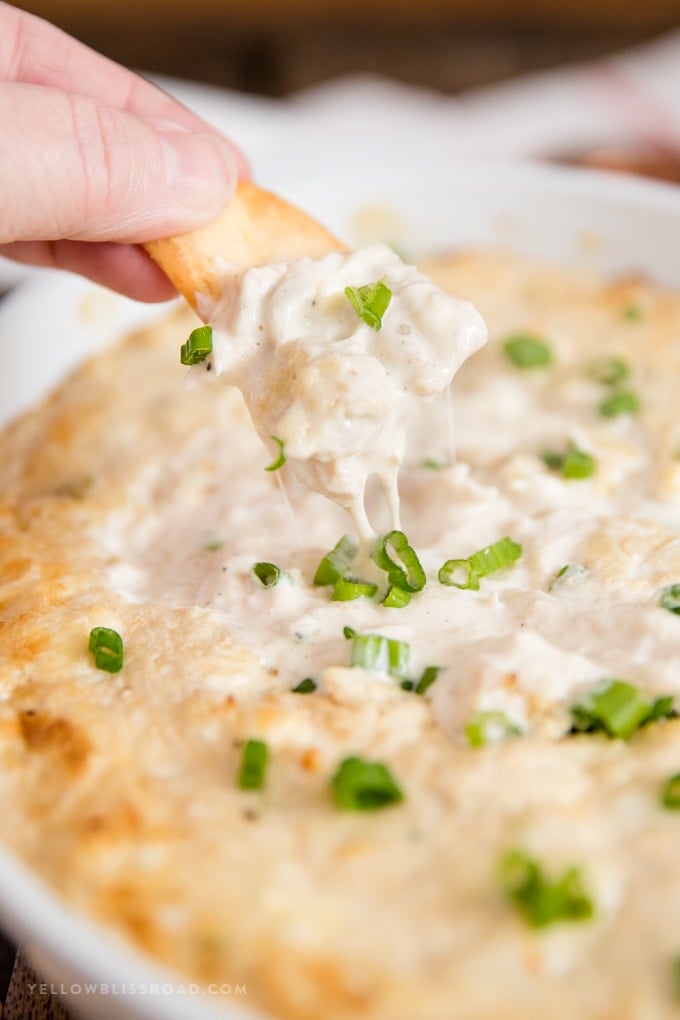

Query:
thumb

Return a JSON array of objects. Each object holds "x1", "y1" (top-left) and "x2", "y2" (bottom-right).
[{"x1": 0, "y1": 82, "x2": 240, "y2": 245}]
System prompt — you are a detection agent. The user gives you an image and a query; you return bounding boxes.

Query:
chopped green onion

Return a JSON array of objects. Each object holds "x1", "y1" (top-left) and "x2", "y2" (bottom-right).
[
  {"x1": 661, "y1": 772, "x2": 680, "y2": 809},
  {"x1": 350, "y1": 633, "x2": 410, "y2": 678},
  {"x1": 589, "y1": 356, "x2": 629, "y2": 386},
  {"x1": 265, "y1": 436, "x2": 286, "y2": 472},
  {"x1": 331, "y1": 756, "x2": 403, "y2": 811},
  {"x1": 659, "y1": 584, "x2": 680, "y2": 614},
  {"x1": 571, "y1": 679, "x2": 676, "y2": 740},
  {"x1": 344, "y1": 279, "x2": 392, "y2": 331},
  {"x1": 88, "y1": 626, "x2": 124, "y2": 673},
  {"x1": 400, "y1": 679, "x2": 415, "y2": 691},
  {"x1": 439, "y1": 537, "x2": 522, "y2": 591},
  {"x1": 468, "y1": 536, "x2": 523, "y2": 577},
  {"x1": 598, "y1": 390, "x2": 640, "y2": 417},
  {"x1": 292, "y1": 677, "x2": 317, "y2": 694},
  {"x1": 541, "y1": 449, "x2": 565, "y2": 471},
  {"x1": 649, "y1": 695, "x2": 676, "y2": 722},
  {"x1": 499, "y1": 850, "x2": 594, "y2": 928},
  {"x1": 623, "y1": 303, "x2": 643, "y2": 322},
  {"x1": 238, "y1": 739, "x2": 268, "y2": 790},
  {"x1": 202, "y1": 533, "x2": 225, "y2": 552},
  {"x1": 53, "y1": 474, "x2": 93, "y2": 499},
  {"x1": 252, "y1": 562, "x2": 281, "y2": 587},
  {"x1": 438, "y1": 558, "x2": 481, "y2": 590},
  {"x1": 314, "y1": 535, "x2": 358, "y2": 586},
  {"x1": 332, "y1": 577, "x2": 378, "y2": 601},
  {"x1": 549, "y1": 563, "x2": 588, "y2": 591},
  {"x1": 421, "y1": 458, "x2": 447, "y2": 470},
  {"x1": 371, "y1": 530, "x2": 426, "y2": 593},
  {"x1": 671, "y1": 956, "x2": 680, "y2": 1000},
  {"x1": 414, "y1": 666, "x2": 441, "y2": 696},
  {"x1": 465, "y1": 710, "x2": 522, "y2": 747},
  {"x1": 382, "y1": 585, "x2": 411, "y2": 608},
  {"x1": 503, "y1": 332, "x2": 552, "y2": 369},
  {"x1": 343, "y1": 626, "x2": 356, "y2": 639},
  {"x1": 563, "y1": 448, "x2": 596, "y2": 479},
  {"x1": 180, "y1": 324, "x2": 213, "y2": 365},
  {"x1": 542, "y1": 445, "x2": 596, "y2": 480}
]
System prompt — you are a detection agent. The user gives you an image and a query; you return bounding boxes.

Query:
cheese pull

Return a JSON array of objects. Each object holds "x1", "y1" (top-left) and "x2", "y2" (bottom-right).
[{"x1": 144, "y1": 180, "x2": 343, "y2": 314}]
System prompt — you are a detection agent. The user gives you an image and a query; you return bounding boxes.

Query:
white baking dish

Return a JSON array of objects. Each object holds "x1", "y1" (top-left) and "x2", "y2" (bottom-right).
[{"x1": 1, "y1": 156, "x2": 680, "y2": 1019}]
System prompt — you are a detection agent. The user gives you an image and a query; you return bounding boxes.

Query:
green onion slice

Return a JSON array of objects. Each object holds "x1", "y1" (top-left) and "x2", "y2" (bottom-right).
[
  {"x1": 438, "y1": 558, "x2": 481, "y2": 590},
  {"x1": 623, "y1": 304, "x2": 643, "y2": 322},
  {"x1": 439, "y1": 537, "x2": 522, "y2": 590},
  {"x1": 571, "y1": 679, "x2": 676, "y2": 740},
  {"x1": 371, "y1": 530, "x2": 426, "y2": 593},
  {"x1": 649, "y1": 695, "x2": 676, "y2": 723},
  {"x1": 541, "y1": 449, "x2": 565, "y2": 471},
  {"x1": 660, "y1": 584, "x2": 680, "y2": 614},
  {"x1": 265, "y1": 436, "x2": 286, "y2": 472},
  {"x1": 382, "y1": 585, "x2": 412, "y2": 609},
  {"x1": 332, "y1": 577, "x2": 378, "y2": 601},
  {"x1": 292, "y1": 677, "x2": 317, "y2": 694},
  {"x1": 238, "y1": 739, "x2": 268, "y2": 790},
  {"x1": 468, "y1": 536, "x2": 523, "y2": 577},
  {"x1": 350, "y1": 633, "x2": 410, "y2": 678},
  {"x1": 414, "y1": 666, "x2": 441, "y2": 696},
  {"x1": 598, "y1": 390, "x2": 640, "y2": 417},
  {"x1": 465, "y1": 710, "x2": 522, "y2": 747},
  {"x1": 314, "y1": 535, "x2": 358, "y2": 586},
  {"x1": 344, "y1": 279, "x2": 392, "y2": 331},
  {"x1": 331, "y1": 756, "x2": 403, "y2": 811},
  {"x1": 503, "y1": 333, "x2": 552, "y2": 369},
  {"x1": 542, "y1": 445, "x2": 596, "y2": 480},
  {"x1": 499, "y1": 850, "x2": 594, "y2": 928},
  {"x1": 549, "y1": 563, "x2": 588, "y2": 591},
  {"x1": 589, "y1": 356, "x2": 629, "y2": 386},
  {"x1": 180, "y1": 324, "x2": 213, "y2": 365},
  {"x1": 252, "y1": 562, "x2": 281, "y2": 587},
  {"x1": 661, "y1": 773, "x2": 680, "y2": 809},
  {"x1": 88, "y1": 626, "x2": 124, "y2": 673},
  {"x1": 562, "y1": 447, "x2": 596, "y2": 479},
  {"x1": 202, "y1": 533, "x2": 225, "y2": 552},
  {"x1": 343, "y1": 626, "x2": 356, "y2": 639}
]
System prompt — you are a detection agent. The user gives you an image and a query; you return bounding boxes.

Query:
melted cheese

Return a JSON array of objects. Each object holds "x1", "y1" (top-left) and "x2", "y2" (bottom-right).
[{"x1": 190, "y1": 243, "x2": 487, "y2": 538}]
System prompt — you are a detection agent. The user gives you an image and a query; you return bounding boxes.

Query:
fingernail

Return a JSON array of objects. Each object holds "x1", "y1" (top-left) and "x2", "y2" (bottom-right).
[{"x1": 160, "y1": 130, "x2": 238, "y2": 215}]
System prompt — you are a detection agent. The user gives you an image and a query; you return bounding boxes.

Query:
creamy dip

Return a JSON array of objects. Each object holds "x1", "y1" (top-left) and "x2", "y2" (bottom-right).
[
  {"x1": 118, "y1": 250, "x2": 680, "y2": 748},
  {"x1": 190, "y1": 243, "x2": 487, "y2": 538},
  {"x1": 4, "y1": 251, "x2": 680, "y2": 1020}
]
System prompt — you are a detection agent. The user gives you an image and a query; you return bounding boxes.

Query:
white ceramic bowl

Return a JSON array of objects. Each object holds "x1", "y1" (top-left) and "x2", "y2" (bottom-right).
[{"x1": 1, "y1": 157, "x2": 680, "y2": 1020}]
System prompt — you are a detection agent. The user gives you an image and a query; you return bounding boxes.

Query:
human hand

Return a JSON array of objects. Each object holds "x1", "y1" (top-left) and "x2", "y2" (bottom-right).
[{"x1": 0, "y1": 2, "x2": 248, "y2": 301}]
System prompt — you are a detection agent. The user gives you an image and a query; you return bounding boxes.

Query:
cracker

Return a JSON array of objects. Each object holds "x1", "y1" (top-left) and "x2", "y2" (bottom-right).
[{"x1": 144, "y1": 180, "x2": 343, "y2": 312}]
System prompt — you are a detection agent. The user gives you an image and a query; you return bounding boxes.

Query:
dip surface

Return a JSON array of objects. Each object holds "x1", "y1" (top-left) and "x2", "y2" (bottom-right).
[{"x1": 1, "y1": 251, "x2": 680, "y2": 1019}]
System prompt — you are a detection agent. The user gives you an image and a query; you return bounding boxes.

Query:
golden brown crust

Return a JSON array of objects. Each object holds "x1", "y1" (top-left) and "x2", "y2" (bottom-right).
[{"x1": 144, "y1": 180, "x2": 343, "y2": 312}]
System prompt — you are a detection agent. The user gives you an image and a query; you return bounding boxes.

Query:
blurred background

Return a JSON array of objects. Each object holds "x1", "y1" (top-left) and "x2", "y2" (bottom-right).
[{"x1": 10, "y1": 0, "x2": 680, "y2": 97}]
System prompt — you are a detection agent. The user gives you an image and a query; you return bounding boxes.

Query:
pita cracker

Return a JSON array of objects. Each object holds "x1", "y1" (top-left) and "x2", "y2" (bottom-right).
[{"x1": 144, "y1": 180, "x2": 343, "y2": 314}]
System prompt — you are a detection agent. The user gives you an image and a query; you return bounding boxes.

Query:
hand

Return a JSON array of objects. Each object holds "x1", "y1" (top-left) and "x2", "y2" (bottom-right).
[{"x1": 0, "y1": 2, "x2": 248, "y2": 300}]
